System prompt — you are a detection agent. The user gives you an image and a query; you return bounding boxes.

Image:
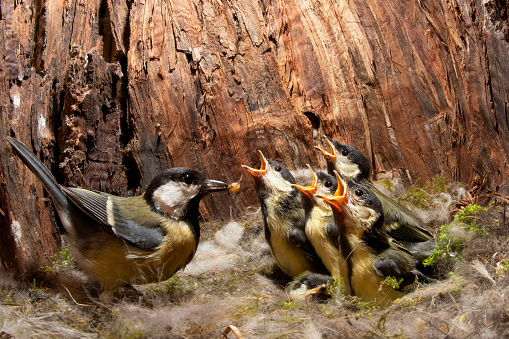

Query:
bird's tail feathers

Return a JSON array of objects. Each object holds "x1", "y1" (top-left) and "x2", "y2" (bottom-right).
[{"x1": 7, "y1": 137, "x2": 69, "y2": 216}]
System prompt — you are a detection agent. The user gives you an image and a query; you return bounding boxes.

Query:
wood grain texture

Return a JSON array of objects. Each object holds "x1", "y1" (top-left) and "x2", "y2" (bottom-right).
[{"x1": 0, "y1": 0, "x2": 507, "y2": 274}]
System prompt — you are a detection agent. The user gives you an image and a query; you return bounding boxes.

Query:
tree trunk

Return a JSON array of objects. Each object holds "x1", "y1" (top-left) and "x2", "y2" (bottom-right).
[{"x1": 0, "y1": 0, "x2": 507, "y2": 275}]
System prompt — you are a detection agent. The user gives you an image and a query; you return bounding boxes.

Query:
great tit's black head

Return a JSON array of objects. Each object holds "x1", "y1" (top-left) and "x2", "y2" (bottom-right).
[
  {"x1": 144, "y1": 168, "x2": 228, "y2": 218},
  {"x1": 317, "y1": 136, "x2": 371, "y2": 181},
  {"x1": 342, "y1": 179, "x2": 383, "y2": 231}
]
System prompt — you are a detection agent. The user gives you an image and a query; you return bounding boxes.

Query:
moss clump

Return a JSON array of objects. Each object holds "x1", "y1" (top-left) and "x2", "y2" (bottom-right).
[
  {"x1": 42, "y1": 247, "x2": 73, "y2": 275},
  {"x1": 158, "y1": 274, "x2": 198, "y2": 295},
  {"x1": 376, "y1": 178, "x2": 396, "y2": 192},
  {"x1": 448, "y1": 271, "x2": 466, "y2": 294},
  {"x1": 423, "y1": 203, "x2": 492, "y2": 267},
  {"x1": 233, "y1": 303, "x2": 258, "y2": 318},
  {"x1": 344, "y1": 296, "x2": 380, "y2": 312},
  {"x1": 278, "y1": 300, "x2": 297, "y2": 309},
  {"x1": 397, "y1": 176, "x2": 449, "y2": 209},
  {"x1": 383, "y1": 276, "x2": 404, "y2": 290}
]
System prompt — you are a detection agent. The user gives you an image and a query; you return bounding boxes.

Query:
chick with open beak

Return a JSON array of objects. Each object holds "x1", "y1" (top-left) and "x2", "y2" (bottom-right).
[
  {"x1": 291, "y1": 166, "x2": 347, "y2": 281},
  {"x1": 315, "y1": 136, "x2": 435, "y2": 265},
  {"x1": 242, "y1": 152, "x2": 328, "y2": 278},
  {"x1": 316, "y1": 172, "x2": 419, "y2": 307}
]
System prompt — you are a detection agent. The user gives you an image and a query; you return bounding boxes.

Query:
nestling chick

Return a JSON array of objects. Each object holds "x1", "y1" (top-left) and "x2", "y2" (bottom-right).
[
  {"x1": 291, "y1": 166, "x2": 345, "y2": 280},
  {"x1": 316, "y1": 172, "x2": 419, "y2": 307},
  {"x1": 316, "y1": 136, "x2": 435, "y2": 261},
  {"x1": 242, "y1": 151, "x2": 328, "y2": 278},
  {"x1": 7, "y1": 137, "x2": 235, "y2": 290},
  {"x1": 287, "y1": 271, "x2": 332, "y2": 302}
]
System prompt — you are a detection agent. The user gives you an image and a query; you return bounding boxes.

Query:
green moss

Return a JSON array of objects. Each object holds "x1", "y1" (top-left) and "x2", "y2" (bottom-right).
[
  {"x1": 397, "y1": 176, "x2": 449, "y2": 209},
  {"x1": 383, "y1": 276, "x2": 404, "y2": 290},
  {"x1": 278, "y1": 300, "x2": 297, "y2": 309},
  {"x1": 345, "y1": 296, "x2": 380, "y2": 311},
  {"x1": 158, "y1": 274, "x2": 197, "y2": 295},
  {"x1": 30, "y1": 279, "x2": 48, "y2": 293},
  {"x1": 376, "y1": 178, "x2": 395, "y2": 193},
  {"x1": 448, "y1": 272, "x2": 466, "y2": 294},
  {"x1": 280, "y1": 316, "x2": 301, "y2": 323},
  {"x1": 423, "y1": 203, "x2": 492, "y2": 267},
  {"x1": 42, "y1": 247, "x2": 73, "y2": 275},
  {"x1": 233, "y1": 303, "x2": 258, "y2": 318}
]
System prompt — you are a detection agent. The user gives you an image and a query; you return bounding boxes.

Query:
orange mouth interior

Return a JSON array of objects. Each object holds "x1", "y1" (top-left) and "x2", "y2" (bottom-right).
[
  {"x1": 314, "y1": 136, "x2": 336, "y2": 160},
  {"x1": 242, "y1": 150, "x2": 268, "y2": 176}
]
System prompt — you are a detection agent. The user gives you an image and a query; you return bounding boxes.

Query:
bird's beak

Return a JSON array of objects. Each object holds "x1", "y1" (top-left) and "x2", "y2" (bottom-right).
[
  {"x1": 291, "y1": 164, "x2": 318, "y2": 195},
  {"x1": 314, "y1": 135, "x2": 336, "y2": 160},
  {"x1": 304, "y1": 284, "x2": 330, "y2": 299},
  {"x1": 241, "y1": 150, "x2": 268, "y2": 177},
  {"x1": 202, "y1": 179, "x2": 230, "y2": 193},
  {"x1": 315, "y1": 170, "x2": 347, "y2": 208}
]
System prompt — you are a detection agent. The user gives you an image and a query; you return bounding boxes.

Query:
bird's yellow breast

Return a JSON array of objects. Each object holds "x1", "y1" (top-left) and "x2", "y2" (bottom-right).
[
  {"x1": 348, "y1": 236, "x2": 403, "y2": 306},
  {"x1": 306, "y1": 207, "x2": 343, "y2": 279},
  {"x1": 70, "y1": 219, "x2": 196, "y2": 290},
  {"x1": 264, "y1": 198, "x2": 313, "y2": 278}
]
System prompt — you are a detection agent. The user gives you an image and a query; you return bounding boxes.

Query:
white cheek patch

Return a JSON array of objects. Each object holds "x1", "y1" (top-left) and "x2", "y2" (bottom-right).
[
  {"x1": 263, "y1": 171, "x2": 293, "y2": 194},
  {"x1": 337, "y1": 157, "x2": 360, "y2": 180},
  {"x1": 353, "y1": 205, "x2": 379, "y2": 229},
  {"x1": 152, "y1": 181, "x2": 200, "y2": 219}
]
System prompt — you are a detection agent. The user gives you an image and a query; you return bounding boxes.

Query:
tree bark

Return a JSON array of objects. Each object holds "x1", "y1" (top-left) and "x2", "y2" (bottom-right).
[{"x1": 0, "y1": 0, "x2": 507, "y2": 275}]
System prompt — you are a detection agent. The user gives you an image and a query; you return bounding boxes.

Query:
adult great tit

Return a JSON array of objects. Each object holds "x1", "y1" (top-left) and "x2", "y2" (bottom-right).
[
  {"x1": 242, "y1": 151, "x2": 328, "y2": 278},
  {"x1": 291, "y1": 166, "x2": 345, "y2": 281},
  {"x1": 316, "y1": 136, "x2": 435, "y2": 260},
  {"x1": 7, "y1": 137, "x2": 235, "y2": 290},
  {"x1": 316, "y1": 172, "x2": 420, "y2": 307}
]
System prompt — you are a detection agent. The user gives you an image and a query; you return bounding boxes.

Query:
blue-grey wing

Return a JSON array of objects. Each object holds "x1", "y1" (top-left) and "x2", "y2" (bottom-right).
[
  {"x1": 62, "y1": 187, "x2": 165, "y2": 250},
  {"x1": 326, "y1": 222, "x2": 340, "y2": 249}
]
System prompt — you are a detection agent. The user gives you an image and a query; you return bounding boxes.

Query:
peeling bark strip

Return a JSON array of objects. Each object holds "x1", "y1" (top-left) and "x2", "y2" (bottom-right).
[{"x1": 0, "y1": 0, "x2": 508, "y2": 274}]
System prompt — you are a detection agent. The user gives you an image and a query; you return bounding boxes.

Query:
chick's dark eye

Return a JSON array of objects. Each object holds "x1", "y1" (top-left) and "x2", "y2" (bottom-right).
[
  {"x1": 324, "y1": 180, "x2": 332, "y2": 187},
  {"x1": 183, "y1": 173, "x2": 194, "y2": 185},
  {"x1": 342, "y1": 149, "x2": 349, "y2": 156},
  {"x1": 274, "y1": 166, "x2": 282, "y2": 172},
  {"x1": 354, "y1": 189, "x2": 363, "y2": 197}
]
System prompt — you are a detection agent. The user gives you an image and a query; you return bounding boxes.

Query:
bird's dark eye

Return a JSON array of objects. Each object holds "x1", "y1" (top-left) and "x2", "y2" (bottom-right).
[
  {"x1": 274, "y1": 166, "x2": 282, "y2": 172},
  {"x1": 324, "y1": 180, "x2": 333, "y2": 187},
  {"x1": 354, "y1": 189, "x2": 363, "y2": 197},
  {"x1": 342, "y1": 149, "x2": 349, "y2": 156},
  {"x1": 183, "y1": 173, "x2": 194, "y2": 185}
]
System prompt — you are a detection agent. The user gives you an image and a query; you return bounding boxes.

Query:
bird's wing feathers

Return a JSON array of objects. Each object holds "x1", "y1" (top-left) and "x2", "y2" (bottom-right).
[
  {"x1": 385, "y1": 215, "x2": 433, "y2": 242},
  {"x1": 367, "y1": 183, "x2": 433, "y2": 242},
  {"x1": 62, "y1": 187, "x2": 165, "y2": 250},
  {"x1": 326, "y1": 222, "x2": 340, "y2": 249},
  {"x1": 62, "y1": 187, "x2": 110, "y2": 227},
  {"x1": 373, "y1": 244, "x2": 417, "y2": 292},
  {"x1": 289, "y1": 227, "x2": 321, "y2": 261}
]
